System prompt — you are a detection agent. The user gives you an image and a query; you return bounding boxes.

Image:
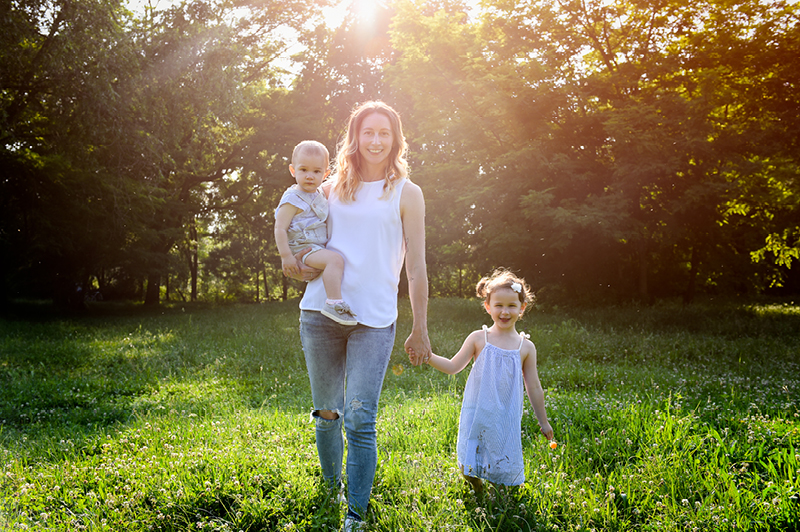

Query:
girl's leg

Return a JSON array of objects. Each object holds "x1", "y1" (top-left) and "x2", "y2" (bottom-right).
[
  {"x1": 341, "y1": 321, "x2": 395, "y2": 521},
  {"x1": 460, "y1": 464, "x2": 484, "y2": 495},
  {"x1": 300, "y1": 310, "x2": 347, "y2": 489},
  {"x1": 303, "y1": 249, "x2": 345, "y2": 300}
]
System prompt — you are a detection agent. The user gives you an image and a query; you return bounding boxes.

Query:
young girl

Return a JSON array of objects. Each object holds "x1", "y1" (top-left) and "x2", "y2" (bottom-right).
[{"x1": 425, "y1": 268, "x2": 554, "y2": 492}]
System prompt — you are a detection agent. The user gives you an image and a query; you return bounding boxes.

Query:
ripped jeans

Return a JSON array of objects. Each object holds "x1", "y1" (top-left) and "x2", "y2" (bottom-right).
[{"x1": 299, "y1": 310, "x2": 395, "y2": 521}]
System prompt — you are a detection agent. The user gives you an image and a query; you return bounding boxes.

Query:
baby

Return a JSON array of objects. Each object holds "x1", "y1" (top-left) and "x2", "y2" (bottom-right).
[{"x1": 274, "y1": 140, "x2": 357, "y2": 325}]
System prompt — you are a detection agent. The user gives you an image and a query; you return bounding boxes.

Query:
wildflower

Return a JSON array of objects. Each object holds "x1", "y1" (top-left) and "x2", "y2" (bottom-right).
[
  {"x1": 392, "y1": 364, "x2": 404, "y2": 376},
  {"x1": 549, "y1": 441, "x2": 558, "y2": 449}
]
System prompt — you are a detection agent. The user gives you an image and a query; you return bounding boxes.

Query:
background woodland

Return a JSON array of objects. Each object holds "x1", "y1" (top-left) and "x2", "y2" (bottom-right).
[{"x1": 2, "y1": 0, "x2": 799, "y2": 307}]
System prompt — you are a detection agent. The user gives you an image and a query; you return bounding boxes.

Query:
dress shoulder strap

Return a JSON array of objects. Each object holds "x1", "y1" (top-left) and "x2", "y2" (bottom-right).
[
  {"x1": 482, "y1": 324, "x2": 489, "y2": 342},
  {"x1": 518, "y1": 331, "x2": 530, "y2": 350}
]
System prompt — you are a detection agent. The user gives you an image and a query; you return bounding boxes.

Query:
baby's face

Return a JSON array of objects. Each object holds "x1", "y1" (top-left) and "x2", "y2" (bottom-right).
[{"x1": 290, "y1": 150, "x2": 329, "y2": 193}]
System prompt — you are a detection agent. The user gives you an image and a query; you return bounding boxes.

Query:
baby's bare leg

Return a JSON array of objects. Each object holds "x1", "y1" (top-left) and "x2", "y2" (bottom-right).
[{"x1": 303, "y1": 249, "x2": 344, "y2": 300}]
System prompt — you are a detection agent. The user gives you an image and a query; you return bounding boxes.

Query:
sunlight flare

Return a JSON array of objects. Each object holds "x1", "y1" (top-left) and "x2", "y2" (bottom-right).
[{"x1": 322, "y1": 0, "x2": 389, "y2": 28}]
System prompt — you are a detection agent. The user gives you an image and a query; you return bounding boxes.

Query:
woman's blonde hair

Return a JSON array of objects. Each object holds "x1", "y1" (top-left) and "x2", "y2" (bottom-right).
[
  {"x1": 332, "y1": 101, "x2": 409, "y2": 202},
  {"x1": 476, "y1": 268, "x2": 535, "y2": 316}
]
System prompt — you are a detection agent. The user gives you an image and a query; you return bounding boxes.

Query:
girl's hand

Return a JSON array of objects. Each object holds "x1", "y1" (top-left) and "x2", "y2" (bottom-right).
[{"x1": 540, "y1": 422, "x2": 554, "y2": 441}]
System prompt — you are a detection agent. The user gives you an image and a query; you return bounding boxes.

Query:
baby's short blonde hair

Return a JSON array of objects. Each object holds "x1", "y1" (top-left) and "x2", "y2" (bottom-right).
[{"x1": 292, "y1": 140, "x2": 330, "y2": 166}]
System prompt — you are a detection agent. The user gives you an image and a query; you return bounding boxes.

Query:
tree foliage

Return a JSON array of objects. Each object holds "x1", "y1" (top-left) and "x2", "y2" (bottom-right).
[
  {"x1": 1, "y1": 0, "x2": 798, "y2": 306},
  {"x1": 388, "y1": 0, "x2": 800, "y2": 302}
]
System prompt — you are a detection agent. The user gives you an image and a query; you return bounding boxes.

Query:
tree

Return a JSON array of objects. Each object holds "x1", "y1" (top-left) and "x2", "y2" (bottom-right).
[
  {"x1": 387, "y1": 0, "x2": 800, "y2": 302},
  {"x1": 1, "y1": 0, "x2": 133, "y2": 306},
  {"x1": 1, "y1": 0, "x2": 320, "y2": 305}
]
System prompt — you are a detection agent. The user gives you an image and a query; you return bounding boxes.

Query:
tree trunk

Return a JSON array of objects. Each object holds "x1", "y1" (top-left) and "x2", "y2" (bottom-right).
[
  {"x1": 96, "y1": 269, "x2": 104, "y2": 293},
  {"x1": 144, "y1": 273, "x2": 160, "y2": 306},
  {"x1": 637, "y1": 237, "x2": 649, "y2": 301},
  {"x1": 190, "y1": 221, "x2": 198, "y2": 302},
  {"x1": 683, "y1": 245, "x2": 699, "y2": 305}
]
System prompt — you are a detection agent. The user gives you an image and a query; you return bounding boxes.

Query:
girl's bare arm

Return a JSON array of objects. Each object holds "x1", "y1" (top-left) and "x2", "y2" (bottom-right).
[
  {"x1": 426, "y1": 331, "x2": 481, "y2": 375},
  {"x1": 521, "y1": 340, "x2": 554, "y2": 439}
]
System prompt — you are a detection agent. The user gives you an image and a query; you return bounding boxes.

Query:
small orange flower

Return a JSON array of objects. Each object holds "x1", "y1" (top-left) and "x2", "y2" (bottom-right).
[{"x1": 549, "y1": 441, "x2": 558, "y2": 449}]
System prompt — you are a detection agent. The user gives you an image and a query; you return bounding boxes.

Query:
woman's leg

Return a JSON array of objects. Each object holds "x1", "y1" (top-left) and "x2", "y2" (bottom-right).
[
  {"x1": 300, "y1": 310, "x2": 347, "y2": 489},
  {"x1": 342, "y1": 322, "x2": 395, "y2": 521}
]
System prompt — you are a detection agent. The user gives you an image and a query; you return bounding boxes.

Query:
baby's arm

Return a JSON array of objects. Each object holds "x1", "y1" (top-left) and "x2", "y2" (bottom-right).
[
  {"x1": 521, "y1": 340, "x2": 554, "y2": 440},
  {"x1": 274, "y1": 204, "x2": 303, "y2": 277},
  {"x1": 426, "y1": 331, "x2": 481, "y2": 375}
]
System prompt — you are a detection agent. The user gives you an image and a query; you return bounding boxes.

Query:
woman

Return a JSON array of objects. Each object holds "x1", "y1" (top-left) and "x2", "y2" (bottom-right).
[{"x1": 293, "y1": 101, "x2": 430, "y2": 531}]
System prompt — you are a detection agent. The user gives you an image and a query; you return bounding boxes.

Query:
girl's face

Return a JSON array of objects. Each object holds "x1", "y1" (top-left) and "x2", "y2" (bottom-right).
[
  {"x1": 357, "y1": 112, "x2": 394, "y2": 173},
  {"x1": 484, "y1": 287, "x2": 526, "y2": 330}
]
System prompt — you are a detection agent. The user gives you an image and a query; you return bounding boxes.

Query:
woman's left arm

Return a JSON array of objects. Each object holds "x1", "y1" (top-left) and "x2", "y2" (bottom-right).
[{"x1": 400, "y1": 182, "x2": 431, "y2": 365}]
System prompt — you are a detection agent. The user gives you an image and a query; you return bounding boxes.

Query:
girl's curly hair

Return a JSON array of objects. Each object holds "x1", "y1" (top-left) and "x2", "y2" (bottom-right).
[{"x1": 476, "y1": 268, "x2": 534, "y2": 314}]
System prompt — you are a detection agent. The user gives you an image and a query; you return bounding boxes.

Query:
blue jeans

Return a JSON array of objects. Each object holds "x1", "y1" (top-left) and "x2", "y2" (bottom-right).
[{"x1": 299, "y1": 310, "x2": 395, "y2": 521}]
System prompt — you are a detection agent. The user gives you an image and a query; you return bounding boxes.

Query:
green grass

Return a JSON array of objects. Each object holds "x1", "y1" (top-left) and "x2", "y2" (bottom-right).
[{"x1": 1, "y1": 298, "x2": 798, "y2": 531}]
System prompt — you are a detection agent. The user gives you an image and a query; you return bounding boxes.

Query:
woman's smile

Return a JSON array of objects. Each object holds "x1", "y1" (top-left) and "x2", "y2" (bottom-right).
[{"x1": 358, "y1": 112, "x2": 394, "y2": 178}]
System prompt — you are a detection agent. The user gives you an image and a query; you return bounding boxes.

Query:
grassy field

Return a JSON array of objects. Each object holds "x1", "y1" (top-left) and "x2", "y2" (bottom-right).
[{"x1": 1, "y1": 298, "x2": 799, "y2": 531}]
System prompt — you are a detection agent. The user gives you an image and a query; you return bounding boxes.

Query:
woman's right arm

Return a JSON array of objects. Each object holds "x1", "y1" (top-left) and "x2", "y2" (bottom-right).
[{"x1": 286, "y1": 249, "x2": 322, "y2": 281}]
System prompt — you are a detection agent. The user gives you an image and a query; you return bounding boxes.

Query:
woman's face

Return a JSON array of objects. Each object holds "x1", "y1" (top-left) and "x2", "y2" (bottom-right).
[{"x1": 357, "y1": 112, "x2": 394, "y2": 171}]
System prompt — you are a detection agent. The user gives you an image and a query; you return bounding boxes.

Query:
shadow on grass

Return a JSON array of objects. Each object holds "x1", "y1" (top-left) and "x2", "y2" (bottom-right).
[{"x1": 0, "y1": 299, "x2": 309, "y2": 456}]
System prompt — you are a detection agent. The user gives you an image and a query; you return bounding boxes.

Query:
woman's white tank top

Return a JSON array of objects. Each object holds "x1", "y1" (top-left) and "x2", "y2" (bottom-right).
[{"x1": 300, "y1": 178, "x2": 406, "y2": 328}]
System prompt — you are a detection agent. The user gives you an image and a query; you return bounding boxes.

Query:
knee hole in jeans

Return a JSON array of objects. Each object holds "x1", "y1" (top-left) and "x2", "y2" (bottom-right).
[{"x1": 313, "y1": 409, "x2": 340, "y2": 421}]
